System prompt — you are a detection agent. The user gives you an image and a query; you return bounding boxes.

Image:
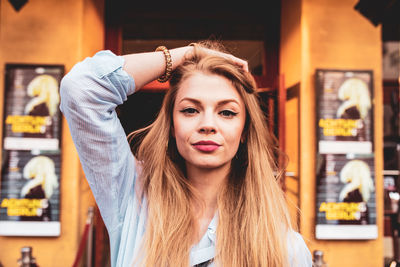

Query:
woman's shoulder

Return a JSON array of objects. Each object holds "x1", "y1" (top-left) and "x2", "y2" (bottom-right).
[{"x1": 286, "y1": 230, "x2": 313, "y2": 267}]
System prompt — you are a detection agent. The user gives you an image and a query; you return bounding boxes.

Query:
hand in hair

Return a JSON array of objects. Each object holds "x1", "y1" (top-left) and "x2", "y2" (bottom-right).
[
  {"x1": 187, "y1": 42, "x2": 249, "y2": 72},
  {"x1": 123, "y1": 43, "x2": 248, "y2": 90},
  {"x1": 201, "y1": 49, "x2": 249, "y2": 72}
]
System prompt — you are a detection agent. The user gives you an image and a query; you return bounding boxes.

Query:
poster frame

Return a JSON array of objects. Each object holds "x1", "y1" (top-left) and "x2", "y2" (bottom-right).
[
  {"x1": 314, "y1": 68, "x2": 377, "y2": 240},
  {"x1": 0, "y1": 63, "x2": 64, "y2": 237}
]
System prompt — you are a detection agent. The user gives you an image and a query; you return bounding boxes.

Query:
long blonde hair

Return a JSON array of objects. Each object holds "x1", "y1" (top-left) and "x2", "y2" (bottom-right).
[{"x1": 128, "y1": 41, "x2": 292, "y2": 266}]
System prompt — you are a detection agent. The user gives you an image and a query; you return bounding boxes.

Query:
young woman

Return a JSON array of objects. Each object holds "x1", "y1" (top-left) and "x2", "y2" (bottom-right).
[{"x1": 60, "y1": 41, "x2": 312, "y2": 267}]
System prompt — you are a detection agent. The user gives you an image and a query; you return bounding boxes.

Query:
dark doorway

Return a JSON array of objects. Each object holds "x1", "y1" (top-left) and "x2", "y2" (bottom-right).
[{"x1": 105, "y1": 0, "x2": 282, "y2": 135}]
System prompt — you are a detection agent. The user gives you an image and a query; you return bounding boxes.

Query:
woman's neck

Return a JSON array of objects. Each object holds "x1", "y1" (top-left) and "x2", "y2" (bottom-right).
[
  {"x1": 186, "y1": 163, "x2": 230, "y2": 242},
  {"x1": 186, "y1": 163, "x2": 230, "y2": 216}
]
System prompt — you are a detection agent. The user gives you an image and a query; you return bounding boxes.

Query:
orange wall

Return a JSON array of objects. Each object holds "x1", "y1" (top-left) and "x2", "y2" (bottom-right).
[
  {"x1": 281, "y1": 0, "x2": 302, "y2": 231},
  {"x1": 280, "y1": 0, "x2": 302, "y2": 89},
  {"x1": 0, "y1": 0, "x2": 104, "y2": 266},
  {"x1": 281, "y1": 0, "x2": 383, "y2": 266}
]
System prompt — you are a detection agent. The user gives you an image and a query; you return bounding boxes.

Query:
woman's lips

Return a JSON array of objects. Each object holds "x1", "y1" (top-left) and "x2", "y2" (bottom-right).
[{"x1": 192, "y1": 141, "x2": 220, "y2": 152}]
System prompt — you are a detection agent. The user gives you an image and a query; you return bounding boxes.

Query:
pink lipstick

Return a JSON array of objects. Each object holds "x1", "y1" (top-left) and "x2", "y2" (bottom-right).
[{"x1": 192, "y1": 140, "x2": 220, "y2": 152}]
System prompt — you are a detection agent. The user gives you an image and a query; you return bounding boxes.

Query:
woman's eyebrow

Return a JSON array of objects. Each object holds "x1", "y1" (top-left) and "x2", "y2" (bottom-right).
[
  {"x1": 179, "y1": 98, "x2": 240, "y2": 106},
  {"x1": 178, "y1": 97, "x2": 201, "y2": 104},
  {"x1": 217, "y1": 99, "x2": 240, "y2": 107}
]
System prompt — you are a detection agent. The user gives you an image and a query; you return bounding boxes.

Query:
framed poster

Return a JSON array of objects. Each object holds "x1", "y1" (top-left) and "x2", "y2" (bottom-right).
[
  {"x1": 315, "y1": 69, "x2": 377, "y2": 240},
  {"x1": 315, "y1": 154, "x2": 377, "y2": 239},
  {"x1": 316, "y1": 69, "x2": 374, "y2": 154},
  {"x1": 0, "y1": 64, "x2": 64, "y2": 236}
]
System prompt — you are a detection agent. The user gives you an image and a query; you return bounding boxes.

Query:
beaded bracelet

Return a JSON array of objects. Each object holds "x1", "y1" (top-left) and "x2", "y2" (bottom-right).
[{"x1": 155, "y1": 46, "x2": 172, "y2": 83}]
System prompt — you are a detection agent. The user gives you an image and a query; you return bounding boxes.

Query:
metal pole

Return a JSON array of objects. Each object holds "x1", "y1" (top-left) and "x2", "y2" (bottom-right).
[{"x1": 86, "y1": 206, "x2": 95, "y2": 267}]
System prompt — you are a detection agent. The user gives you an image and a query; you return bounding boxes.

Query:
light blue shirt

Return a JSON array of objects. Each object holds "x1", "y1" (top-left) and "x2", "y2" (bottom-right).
[{"x1": 59, "y1": 50, "x2": 312, "y2": 267}]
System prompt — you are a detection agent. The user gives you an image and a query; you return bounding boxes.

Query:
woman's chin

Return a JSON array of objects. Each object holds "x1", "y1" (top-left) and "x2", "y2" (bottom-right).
[{"x1": 187, "y1": 159, "x2": 232, "y2": 171}]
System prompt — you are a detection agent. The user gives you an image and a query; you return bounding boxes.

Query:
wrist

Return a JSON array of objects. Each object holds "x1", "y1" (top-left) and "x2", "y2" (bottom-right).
[{"x1": 155, "y1": 46, "x2": 172, "y2": 83}]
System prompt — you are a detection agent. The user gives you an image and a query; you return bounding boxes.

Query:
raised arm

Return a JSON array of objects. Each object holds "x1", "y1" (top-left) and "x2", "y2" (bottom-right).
[
  {"x1": 122, "y1": 46, "x2": 192, "y2": 89},
  {"x1": 122, "y1": 45, "x2": 248, "y2": 89},
  {"x1": 60, "y1": 51, "x2": 138, "y2": 229},
  {"x1": 59, "y1": 45, "x2": 247, "y2": 230}
]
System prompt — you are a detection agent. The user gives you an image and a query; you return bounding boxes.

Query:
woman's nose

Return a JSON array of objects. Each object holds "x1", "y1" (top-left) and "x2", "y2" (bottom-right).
[
  {"x1": 199, "y1": 126, "x2": 216, "y2": 134},
  {"x1": 198, "y1": 112, "x2": 217, "y2": 134}
]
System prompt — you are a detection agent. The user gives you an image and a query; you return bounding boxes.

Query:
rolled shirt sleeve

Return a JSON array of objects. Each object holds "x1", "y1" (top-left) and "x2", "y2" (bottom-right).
[{"x1": 60, "y1": 50, "x2": 137, "y2": 230}]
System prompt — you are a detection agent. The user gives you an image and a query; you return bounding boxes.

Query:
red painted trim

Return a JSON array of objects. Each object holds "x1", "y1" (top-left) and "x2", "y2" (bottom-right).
[{"x1": 141, "y1": 80, "x2": 170, "y2": 92}]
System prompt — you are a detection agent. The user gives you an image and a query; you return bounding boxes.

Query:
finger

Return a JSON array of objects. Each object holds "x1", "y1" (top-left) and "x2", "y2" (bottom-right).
[
  {"x1": 235, "y1": 58, "x2": 249, "y2": 72},
  {"x1": 227, "y1": 55, "x2": 249, "y2": 72},
  {"x1": 240, "y1": 60, "x2": 249, "y2": 72}
]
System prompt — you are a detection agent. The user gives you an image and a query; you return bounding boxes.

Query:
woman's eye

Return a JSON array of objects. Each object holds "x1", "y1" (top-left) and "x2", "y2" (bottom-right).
[
  {"x1": 219, "y1": 110, "x2": 238, "y2": 117},
  {"x1": 180, "y1": 108, "x2": 198, "y2": 115}
]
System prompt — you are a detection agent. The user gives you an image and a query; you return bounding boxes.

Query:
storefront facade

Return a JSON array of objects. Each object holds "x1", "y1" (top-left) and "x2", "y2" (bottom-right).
[{"x1": 0, "y1": 0, "x2": 385, "y2": 266}]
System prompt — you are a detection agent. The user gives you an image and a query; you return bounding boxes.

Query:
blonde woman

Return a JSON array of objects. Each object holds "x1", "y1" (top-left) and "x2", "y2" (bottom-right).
[
  {"x1": 60, "y1": 42, "x2": 311, "y2": 266},
  {"x1": 335, "y1": 77, "x2": 372, "y2": 141},
  {"x1": 20, "y1": 155, "x2": 57, "y2": 221},
  {"x1": 338, "y1": 159, "x2": 374, "y2": 225},
  {"x1": 25, "y1": 74, "x2": 60, "y2": 117},
  {"x1": 336, "y1": 77, "x2": 371, "y2": 120},
  {"x1": 21, "y1": 155, "x2": 59, "y2": 199},
  {"x1": 339, "y1": 160, "x2": 374, "y2": 203},
  {"x1": 23, "y1": 74, "x2": 60, "y2": 138}
]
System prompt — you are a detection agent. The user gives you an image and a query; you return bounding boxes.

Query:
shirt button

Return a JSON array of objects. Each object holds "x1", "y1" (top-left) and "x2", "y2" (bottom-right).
[{"x1": 209, "y1": 229, "x2": 215, "y2": 234}]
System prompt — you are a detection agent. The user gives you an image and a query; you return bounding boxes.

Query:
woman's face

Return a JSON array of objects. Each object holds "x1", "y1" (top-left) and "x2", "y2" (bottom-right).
[{"x1": 172, "y1": 72, "x2": 246, "y2": 171}]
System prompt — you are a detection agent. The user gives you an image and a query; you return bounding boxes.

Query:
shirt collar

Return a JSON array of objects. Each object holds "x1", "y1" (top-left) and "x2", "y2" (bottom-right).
[
  {"x1": 207, "y1": 212, "x2": 218, "y2": 244},
  {"x1": 189, "y1": 212, "x2": 218, "y2": 266}
]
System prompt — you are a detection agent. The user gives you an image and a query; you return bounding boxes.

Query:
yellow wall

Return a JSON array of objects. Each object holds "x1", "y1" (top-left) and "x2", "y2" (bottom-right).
[
  {"x1": 280, "y1": 0, "x2": 302, "y2": 89},
  {"x1": 281, "y1": 0, "x2": 302, "y2": 230},
  {"x1": 285, "y1": 95, "x2": 301, "y2": 229},
  {"x1": 0, "y1": 0, "x2": 104, "y2": 266},
  {"x1": 281, "y1": 0, "x2": 384, "y2": 266}
]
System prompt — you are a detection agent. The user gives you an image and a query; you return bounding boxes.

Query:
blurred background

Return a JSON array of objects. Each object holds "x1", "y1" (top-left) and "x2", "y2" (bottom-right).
[{"x1": 0, "y1": 0, "x2": 399, "y2": 266}]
